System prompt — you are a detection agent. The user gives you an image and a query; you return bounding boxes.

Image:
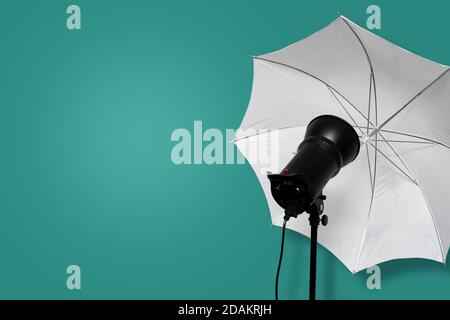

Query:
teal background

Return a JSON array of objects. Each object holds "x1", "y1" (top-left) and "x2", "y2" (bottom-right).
[{"x1": 0, "y1": 0, "x2": 449, "y2": 299}]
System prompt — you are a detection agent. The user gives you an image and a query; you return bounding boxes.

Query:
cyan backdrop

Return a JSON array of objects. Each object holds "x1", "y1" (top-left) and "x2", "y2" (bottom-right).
[{"x1": 0, "y1": 0, "x2": 449, "y2": 299}]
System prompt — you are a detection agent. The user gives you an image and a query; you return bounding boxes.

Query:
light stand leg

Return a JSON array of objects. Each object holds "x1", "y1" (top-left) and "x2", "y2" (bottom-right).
[{"x1": 309, "y1": 212, "x2": 319, "y2": 301}]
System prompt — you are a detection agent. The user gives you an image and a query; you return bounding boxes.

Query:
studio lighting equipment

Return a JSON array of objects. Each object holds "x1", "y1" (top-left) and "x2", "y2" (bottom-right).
[{"x1": 269, "y1": 115, "x2": 360, "y2": 300}]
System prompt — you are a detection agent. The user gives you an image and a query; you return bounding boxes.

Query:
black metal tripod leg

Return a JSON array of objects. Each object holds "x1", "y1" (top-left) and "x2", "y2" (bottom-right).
[{"x1": 309, "y1": 213, "x2": 319, "y2": 301}]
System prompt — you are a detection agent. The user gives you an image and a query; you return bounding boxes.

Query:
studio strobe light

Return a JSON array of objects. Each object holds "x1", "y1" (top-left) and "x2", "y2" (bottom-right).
[{"x1": 268, "y1": 115, "x2": 360, "y2": 300}]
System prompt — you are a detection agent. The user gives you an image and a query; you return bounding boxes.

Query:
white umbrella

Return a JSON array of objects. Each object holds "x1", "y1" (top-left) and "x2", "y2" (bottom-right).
[{"x1": 235, "y1": 16, "x2": 450, "y2": 274}]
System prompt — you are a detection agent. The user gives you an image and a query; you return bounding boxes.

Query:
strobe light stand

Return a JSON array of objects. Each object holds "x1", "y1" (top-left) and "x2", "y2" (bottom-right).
[
  {"x1": 268, "y1": 115, "x2": 360, "y2": 300},
  {"x1": 306, "y1": 193, "x2": 327, "y2": 301},
  {"x1": 284, "y1": 192, "x2": 327, "y2": 301}
]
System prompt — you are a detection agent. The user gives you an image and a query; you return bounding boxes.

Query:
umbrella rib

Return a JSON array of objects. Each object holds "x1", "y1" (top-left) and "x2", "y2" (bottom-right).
[
  {"x1": 371, "y1": 139, "x2": 433, "y2": 144},
  {"x1": 378, "y1": 130, "x2": 419, "y2": 179},
  {"x1": 355, "y1": 125, "x2": 449, "y2": 148},
  {"x1": 365, "y1": 144, "x2": 373, "y2": 193},
  {"x1": 378, "y1": 128, "x2": 450, "y2": 150},
  {"x1": 373, "y1": 76, "x2": 379, "y2": 127},
  {"x1": 415, "y1": 184, "x2": 447, "y2": 263},
  {"x1": 368, "y1": 68, "x2": 450, "y2": 138},
  {"x1": 362, "y1": 120, "x2": 424, "y2": 190},
  {"x1": 372, "y1": 136, "x2": 378, "y2": 193},
  {"x1": 368, "y1": 141, "x2": 417, "y2": 185},
  {"x1": 327, "y1": 86, "x2": 365, "y2": 136},
  {"x1": 341, "y1": 17, "x2": 374, "y2": 74},
  {"x1": 377, "y1": 130, "x2": 442, "y2": 191},
  {"x1": 341, "y1": 17, "x2": 379, "y2": 128},
  {"x1": 367, "y1": 74, "x2": 373, "y2": 134},
  {"x1": 376, "y1": 132, "x2": 435, "y2": 229}
]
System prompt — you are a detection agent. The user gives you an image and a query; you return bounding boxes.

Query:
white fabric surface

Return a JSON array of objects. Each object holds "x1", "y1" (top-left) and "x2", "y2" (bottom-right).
[{"x1": 235, "y1": 16, "x2": 449, "y2": 273}]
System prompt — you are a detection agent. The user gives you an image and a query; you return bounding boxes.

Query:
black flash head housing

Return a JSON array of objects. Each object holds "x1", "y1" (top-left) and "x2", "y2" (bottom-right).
[{"x1": 268, "y1": 115, "x2": 360, "y2": 213}]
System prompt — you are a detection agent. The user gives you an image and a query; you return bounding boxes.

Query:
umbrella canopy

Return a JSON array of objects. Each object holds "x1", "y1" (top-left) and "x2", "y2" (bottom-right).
[{"x1": 235, "y1": 16, "x2": 450, "y2": 273}]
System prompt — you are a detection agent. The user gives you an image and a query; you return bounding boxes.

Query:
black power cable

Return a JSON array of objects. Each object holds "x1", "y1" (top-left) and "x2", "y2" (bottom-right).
[{"x1": 275, "y1": 218, "x2": 288, "y2": 300}]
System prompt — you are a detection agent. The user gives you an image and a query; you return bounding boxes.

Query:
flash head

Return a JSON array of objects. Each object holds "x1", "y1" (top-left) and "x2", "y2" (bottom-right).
[{"x1": 268, "y1": 115, "x2": 360, "y2": 213}]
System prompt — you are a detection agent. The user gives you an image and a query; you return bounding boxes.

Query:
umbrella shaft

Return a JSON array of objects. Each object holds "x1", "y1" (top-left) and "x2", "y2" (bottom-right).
[{"x1": 309, "y1": 219, "x2": 318, "y2": 301}]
